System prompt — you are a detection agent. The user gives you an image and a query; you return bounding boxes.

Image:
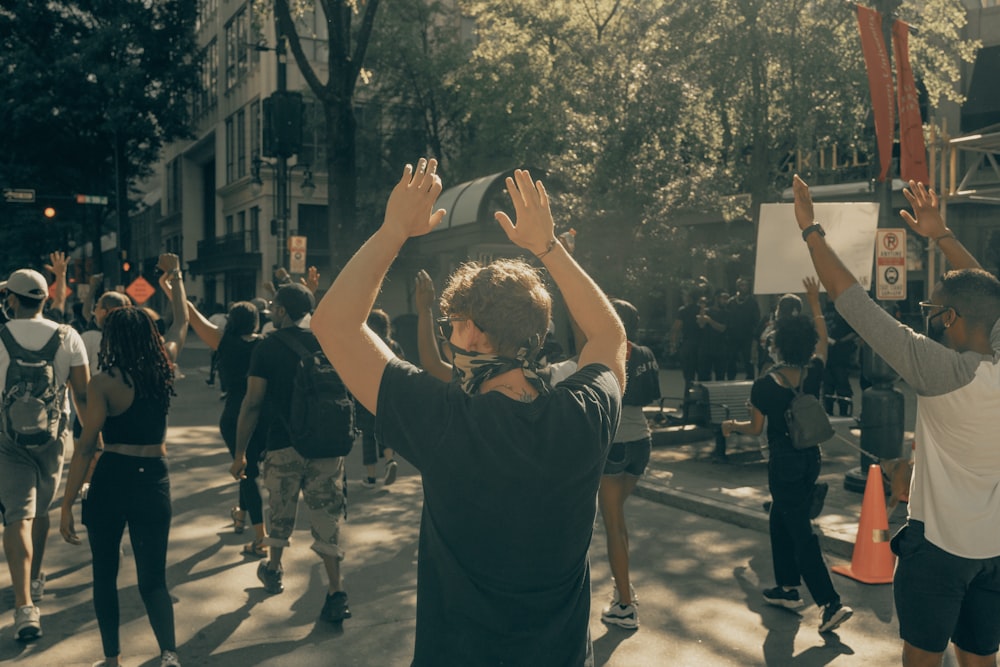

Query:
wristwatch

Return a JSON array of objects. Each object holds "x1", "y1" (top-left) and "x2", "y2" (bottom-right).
[{"x1": 801, "y1": 223, "x2": 825, "y2": 242}]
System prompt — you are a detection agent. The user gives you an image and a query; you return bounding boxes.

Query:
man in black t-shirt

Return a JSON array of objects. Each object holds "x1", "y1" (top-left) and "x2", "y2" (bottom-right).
[
  {"x1": 313, "y1": 161, "x2": 625, "y2": 666},
  {"x1": 232, "y1": 283, "x2": 352, "y2": 624}
]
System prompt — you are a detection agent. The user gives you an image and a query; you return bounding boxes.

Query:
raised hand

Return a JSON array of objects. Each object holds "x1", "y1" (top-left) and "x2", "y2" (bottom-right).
[
  {"x1": 494, "y1": 169, "x2": 557, "y2": 256},
  {"x1": 44, "y1": 251, "x2": 69, "y2": 278},
  {"x1": 900, "y1": 181, "x2": 947, "y2": 239},
  {"x1": 792, "y1": 174, "x2": 815, "y2": 231},
  {"x1": 383, "y1": 158, "x2": 446, "y2": 240},
  {"x1": 300, "y1": 266, "x2": 320, "y2": 294},
  {"x1": 803, "y1": 276, "x2": 821, "y2": 304},
  {"x1": 415, "y1": 270, "x2": 437, "y2": 312}
]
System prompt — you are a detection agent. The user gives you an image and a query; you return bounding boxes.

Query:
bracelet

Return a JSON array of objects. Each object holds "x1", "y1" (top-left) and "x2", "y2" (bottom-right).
[
  {"x1": 169, "y1": 270, "x2": 183, "y2": 279},
  {"x1": 535, "y1": 238, "x2": 558, "y2": 259},
  {"x1": 933, "y1": 230, "x2": 955, "y2": 243}
]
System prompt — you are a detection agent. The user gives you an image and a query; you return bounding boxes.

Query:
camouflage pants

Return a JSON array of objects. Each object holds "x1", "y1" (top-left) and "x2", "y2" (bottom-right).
[{"x1": 261, "y1": 447, "x2": 345, "y2": 560}]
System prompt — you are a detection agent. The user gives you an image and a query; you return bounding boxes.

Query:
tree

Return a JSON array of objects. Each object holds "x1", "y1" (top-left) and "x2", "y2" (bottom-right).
[
  {"x1": 0, "y1": 0, "x2": 201, "y2": 277},
  {"x1": 275, "y1": 0, "x2": 381, "y2": 272}
]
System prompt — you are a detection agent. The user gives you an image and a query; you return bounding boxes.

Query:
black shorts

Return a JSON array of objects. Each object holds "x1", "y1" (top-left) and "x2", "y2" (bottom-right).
[
  {"x1": 891, "y1": 520, "x2": 1000, "y2": 655},
  {"x1": 602, "y1": 438, "x2": 651, "y2": 477}
]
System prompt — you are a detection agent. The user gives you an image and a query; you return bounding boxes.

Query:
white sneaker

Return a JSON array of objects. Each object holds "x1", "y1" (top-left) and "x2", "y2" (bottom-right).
[
  {"x1": 14, "y1": 605, "x2": 41, "y2": 641},
  {"x1": 609, "y1": 579, "x2": 637, "y2": 606},
  {"x1": 30, "y1": 573, "x2": 45, "y2": 602},
  {"x1": 601, "y1": 602, "x2": 639, "y2": 630},
  {"x1": 161, "y1": 649, "x2": 182, "y2": 666}
]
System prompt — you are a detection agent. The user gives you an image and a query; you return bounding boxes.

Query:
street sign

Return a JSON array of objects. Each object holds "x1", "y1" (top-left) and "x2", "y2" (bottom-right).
[
  {"x1": 3, "y1": 188, "x2": 35, "y2": 203},
  {"x1": 289, "y1": 235, "x2": 307, "y2": 274},
  {"x1": 876, "y1": 229, "x2": 907, "y2": 300},
  {"x1": 125, "y1": 276, "x2": 156, "y2": 305},
  {"x1": 75, "y1": 194, "x2": 109, "y2": 205}
]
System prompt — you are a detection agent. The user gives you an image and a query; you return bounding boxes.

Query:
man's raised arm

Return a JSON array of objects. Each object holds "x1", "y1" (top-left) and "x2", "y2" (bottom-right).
[
  {"x1": 900, "y1": 180, "x2": 981, "y2": 271},
  {"x1": 312, "y1": 159, "x2": 446, "y2": 413},
  {"x1": 792, "y1": 175, "x2": 861, "y2": 301},
  {"x1": 495, "y1": 170, "x2": 626, "y2": 391}
]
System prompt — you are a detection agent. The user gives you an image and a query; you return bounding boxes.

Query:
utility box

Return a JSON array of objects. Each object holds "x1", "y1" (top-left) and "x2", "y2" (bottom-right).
[{"x1": 262, "y1": 91, "x2": 304, "y2": 158}]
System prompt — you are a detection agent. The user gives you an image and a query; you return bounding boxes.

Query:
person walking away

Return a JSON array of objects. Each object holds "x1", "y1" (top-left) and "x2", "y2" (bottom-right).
[
  {"x1": 358, "y1": 308, "x2": 403, "y2": 488},
  {"x1": 0, "y1": 268, "x2": 89, "y2": 641},
  {"x1": 728, "y1": 278, "x2": 760, "y2": 380},
  {"x1": 669, "y1": 291, "x2": 701, "y2": 389},
  {"x1": 723, "y1": 276, "x2": 853, "y2": 633},
  {"x1": 313, "y1": 160, "x2": 625, "y2": 665},
  {"x1": 598, "y1": 299, "x2": 660, "y2": 630},
  {"x1": 794, "y1": 175, "x2": 1000, "y2": 667},
  {"x1": 822, "y1": 301, "x2": 858, "y2": 416},
  {"x1": 230, "y1": 283, "x2": 355, "y2": 624},
  {"x1": 185, "y1": 300, "x2": 267, "y2": 557},
  {"x1": 59, "y1": 253, "x2": 188, "y2": 667}
]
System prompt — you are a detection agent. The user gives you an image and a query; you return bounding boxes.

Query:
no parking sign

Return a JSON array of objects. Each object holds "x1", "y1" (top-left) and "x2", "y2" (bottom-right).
[
  {"x1": 288, "y1": 235, "x2": 307, "y2": 274},
  {"x1": 876, "y1": 229, "x2": 906, "y2": 300}
]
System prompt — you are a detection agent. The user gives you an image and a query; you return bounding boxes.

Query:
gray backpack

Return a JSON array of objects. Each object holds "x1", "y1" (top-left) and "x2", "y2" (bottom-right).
[
  {"x1": 772, "y1": 366, "x2": 834, "y2": 450},
  {"x1": 0, "y1": 326, "x2": 68, "y2": 446}
]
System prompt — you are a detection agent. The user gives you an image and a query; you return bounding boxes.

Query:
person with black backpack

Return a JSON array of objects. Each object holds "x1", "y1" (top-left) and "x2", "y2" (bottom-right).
[
  {"x1": 230, "y1": 282, "x2": 355, "y2": 624},
  {"x1": 0, "y1": 267, "x2": 90, "y2": 641}
]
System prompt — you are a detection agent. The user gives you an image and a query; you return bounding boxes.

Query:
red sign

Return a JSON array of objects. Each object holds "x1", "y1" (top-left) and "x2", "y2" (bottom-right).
[
  {"x1": 892, "y1": 20, "x2": 930, "y2": 185},
  {"x1": 47, "y1": 283, "x2": 72, "y2": 300},
  {"x1": 857, "y1": 5, "x2": 895, "y2": 182},
  {"x1": 125, "y1": 276, "x2": 156, "y2": 305}
]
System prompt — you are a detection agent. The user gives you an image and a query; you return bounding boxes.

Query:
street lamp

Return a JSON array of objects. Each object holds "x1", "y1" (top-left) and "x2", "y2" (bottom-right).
[{"x1": 251, "y1": 153, "x2": 314, "y2": 265}]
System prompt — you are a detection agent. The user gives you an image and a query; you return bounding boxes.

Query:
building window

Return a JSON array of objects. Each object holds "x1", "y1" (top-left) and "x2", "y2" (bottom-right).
[
  {"x1": 250, "y1": 99, "x2": 261, "y2": 160},
  {"x1": 236, "y1": 108, "x2": 246, "y2": 178},
  {"x1": 166, "y1": 158, "x2": 182, "y2": 216},
  {"x1": 194, "y1": 39, "x2": 218, "y2": 118},
  {"x1": 237, "y1": 210, "x2": 246, "y2": 234},
  {"x1": 225, "y1": 214, "x2": 234, "y2": 235},
  {"x1": 225, "y1": 116, "x2": 235, "y2": 183},
  {"x1": 249, "y1": 206, "x2": 260, "y2": 251},
  {"x1": 300, "y1": 96, "x2": 328, "y2": 167},
  {"x1": 225, "y1": 4, "x2": 250, "y2": 90}
]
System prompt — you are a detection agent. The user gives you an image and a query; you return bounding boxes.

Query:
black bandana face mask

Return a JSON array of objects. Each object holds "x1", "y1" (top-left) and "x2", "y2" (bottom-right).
[
  {"x1": 447, "y1": 334, "x2": 551, "y2": 397},
  {"x1": 925, "y1": 310, "x2": 949, "y2": 343}
]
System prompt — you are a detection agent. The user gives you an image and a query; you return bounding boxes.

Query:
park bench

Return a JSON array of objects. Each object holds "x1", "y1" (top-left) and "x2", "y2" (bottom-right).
[{"x1": 645, "y1": 380, "x2": 755, "y2": 458}]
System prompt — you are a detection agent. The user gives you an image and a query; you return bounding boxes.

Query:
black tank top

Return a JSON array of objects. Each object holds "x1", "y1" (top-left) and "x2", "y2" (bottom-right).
[{"x1": 102, "y1": 395, "x2": 167, "y2": 445}]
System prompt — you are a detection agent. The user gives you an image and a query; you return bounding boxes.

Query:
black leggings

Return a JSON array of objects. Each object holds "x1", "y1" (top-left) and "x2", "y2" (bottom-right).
[
  {"x1": 221, "y1": 414, "x2": 265, "y2": 526},
  {"x1": 82, "y1": 452, "x2": 175, "y2": 658}
]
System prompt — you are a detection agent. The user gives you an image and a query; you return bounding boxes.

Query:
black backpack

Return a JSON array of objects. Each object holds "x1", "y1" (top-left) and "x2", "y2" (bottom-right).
[
  {"x1": 772, "y1": 366, "x2": 834, "y2": 450},
  {"x1": 275, "y1": 330, "x2": 356, "y2": 459},
  {"x1": 0, "y1": 325, "x2": 69, "y2": 446}
]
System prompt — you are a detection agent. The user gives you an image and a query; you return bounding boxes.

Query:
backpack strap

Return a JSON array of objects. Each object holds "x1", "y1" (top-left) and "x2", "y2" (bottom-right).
[
  {"x1": 273, "y1": 328, "x2": 314, "y2": 362},
  {"x1": 770, "y1": 366, "x2": 804, "y2": 396},
  {"x1": 0, "y1": 325, "x2": 65, "y2": 363}
]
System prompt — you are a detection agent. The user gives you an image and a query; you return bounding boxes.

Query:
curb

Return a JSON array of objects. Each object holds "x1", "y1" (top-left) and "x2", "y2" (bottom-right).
[{"x1": 635, "y1": 480, "x2": 856, "y2": 560}]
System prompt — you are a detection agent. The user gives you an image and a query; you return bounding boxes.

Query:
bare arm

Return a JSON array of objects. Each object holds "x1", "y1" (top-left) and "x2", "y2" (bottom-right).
[
  {"x1": 157, "y1": 253, "x2": 188, "y2": 363},
  {"x1": 186, "y1": 300, "x2": 223, "y2": 351},
  {"x1": 802, "y1": 276, "x2": 828, "y2": 363},
  {"x1": 793, "y1": 175, "x2": 862, "y2": 301},
  {"x1": 414, "y1": 270, "x2": 452, "y2": 382},
  {"x1": 82, "y1": 274, "x2": 102, "y2": 328},
  {"x1": 45, "y1": 251, "x2": 70, "y2": 315},
  {"x1": 900, "y1": 181, "x2": 981, "y2": 271},
  {"x1": 312, "y1": 159, "x2": 446, "y2": 414},
  {"x1": 231, "y1": 376, "x2": 266, "y2": 480},
  {"x1": 495, "y1": 170, "x2": 626, "y2": 390},
  {"x1": 60, "y1": 374, "x2": 107, "y2": 545},
  {"x1": 67, "y1": 363, "x2": 89, "y2": 421},
  {"x1": 721, "y1": 406, "x2": 765, "y2": 437}
]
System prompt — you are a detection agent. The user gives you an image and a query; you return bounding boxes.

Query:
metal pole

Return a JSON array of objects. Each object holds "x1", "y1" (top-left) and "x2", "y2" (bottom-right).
[{"x1": 274, "y1": 29, "x2": 288, "y2": 273}]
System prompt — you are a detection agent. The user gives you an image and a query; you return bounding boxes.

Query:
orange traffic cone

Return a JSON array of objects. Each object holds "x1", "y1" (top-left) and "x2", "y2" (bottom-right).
[{"x1": 832, "y1": 463, "x2": 896, "y2": 584}]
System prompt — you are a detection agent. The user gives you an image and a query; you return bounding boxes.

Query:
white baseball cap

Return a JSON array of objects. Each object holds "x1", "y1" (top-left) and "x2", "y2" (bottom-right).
[{"x1": 0, "y1": 269, "x2": 49, "y2": 299}]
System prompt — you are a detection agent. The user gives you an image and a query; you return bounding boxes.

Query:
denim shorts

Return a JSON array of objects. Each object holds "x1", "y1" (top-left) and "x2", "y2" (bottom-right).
[
  {"x1": 603, "y1": 438, "x2": 651, "y2": 477},
  {"x1": 891, "y1": 520, "x2": 1000, "y2": 655}
]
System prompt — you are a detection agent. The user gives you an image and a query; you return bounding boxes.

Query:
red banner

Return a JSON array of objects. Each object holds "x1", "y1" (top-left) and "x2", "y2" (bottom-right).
[
  {"x1": 857, "y1": 5, "x2": 894, "y2": 182},
  {"x1": 892, "y1": 20, "x2": 930, "y2": 185}
]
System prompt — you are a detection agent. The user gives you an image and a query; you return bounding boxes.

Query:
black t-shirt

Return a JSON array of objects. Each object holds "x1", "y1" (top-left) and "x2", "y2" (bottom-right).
[
  {"x1": 247, "y1": 325, "x2": 321, "y2": 451},
  {"x1": 376, "y1": 358, "x2": 621, "y2": 667},
  {"x1": 623, "y1": 342, "x2": 660, "y2": 407},
  {"x1": 750, "y1": 357, "x2": 824, "y2": 452},
  {"x1": 676, "y1": 304, "x2": 700, "y2": 344}
]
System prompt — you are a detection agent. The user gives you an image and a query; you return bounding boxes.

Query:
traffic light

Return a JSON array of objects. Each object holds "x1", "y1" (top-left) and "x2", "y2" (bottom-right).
[
  {"x1": 121, "y1": 260, "x2": 132, "y2": 278},
  {"x1": 43, "y1": 207, "x2": 56, "y2": 219}
]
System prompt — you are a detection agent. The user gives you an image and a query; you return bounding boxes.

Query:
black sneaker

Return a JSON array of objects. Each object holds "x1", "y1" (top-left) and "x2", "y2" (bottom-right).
[
  {"x1": 320, "y1": 591, "x2": 352, "y2": 623},
  {"x1": 819, "y1": 602, "x2": 853, "y2": 632},
  {"x1": 257, "y1": 561, "x2": 284, "y2": 594},
  {"x1": 383, "y1": 459, "x2": 398, "y2": 486},
  {"x1": 762, "y1": 586, "x2": 805, "y2": 610},
  {"x1": 810, "y1": 482, "x2": 829, "y2": 519}
]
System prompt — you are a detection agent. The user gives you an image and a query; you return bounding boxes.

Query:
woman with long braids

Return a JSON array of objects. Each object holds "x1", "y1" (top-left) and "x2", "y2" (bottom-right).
[
  {"x1": 185, "y1": 298, "x2": 267, "y2": 556},
  {"x1": 60, "y1": 253, "x2": 188, "y2": 667}
]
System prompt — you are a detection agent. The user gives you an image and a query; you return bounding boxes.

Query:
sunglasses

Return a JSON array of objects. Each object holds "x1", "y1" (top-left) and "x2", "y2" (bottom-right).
[
  {"x1": 435, "y1": 316, "x2": 488, "y2": 341},
  {"x1": 918, "y1": 301, "x2": 961, "y2": 319}
]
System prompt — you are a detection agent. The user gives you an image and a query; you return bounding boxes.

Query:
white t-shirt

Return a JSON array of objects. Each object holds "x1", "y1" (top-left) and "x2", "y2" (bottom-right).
[
  {"x1": 0, "y1": 318, "x2": 89, "y2": 414},
  {"x1": 81, "y1": 329, "x2": 102, "y2": 374}
]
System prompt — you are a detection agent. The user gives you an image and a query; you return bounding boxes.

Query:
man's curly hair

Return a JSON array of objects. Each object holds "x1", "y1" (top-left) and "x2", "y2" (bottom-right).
[{"x1": 440, "y1": 259, "x2": 551, "y2": 357}]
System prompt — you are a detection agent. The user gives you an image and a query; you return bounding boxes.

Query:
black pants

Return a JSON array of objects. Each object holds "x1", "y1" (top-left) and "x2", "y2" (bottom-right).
[
  {"x1": 82, "y1": 452, "x2": 176, "y2": 658},
  {"x1": 767, "y1": 447, "x2": 839, "y2": 607},
  {"x1": 221, "y1": 414, "x2": 265, "y2": 526}
]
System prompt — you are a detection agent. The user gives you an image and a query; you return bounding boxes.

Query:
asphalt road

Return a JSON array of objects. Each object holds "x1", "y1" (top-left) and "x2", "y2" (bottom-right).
[{"x1": 0, "y1": 343, "x2": 918, "y2": 666}]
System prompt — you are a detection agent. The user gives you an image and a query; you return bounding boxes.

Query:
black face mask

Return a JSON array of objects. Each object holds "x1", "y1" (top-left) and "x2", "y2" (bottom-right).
[{"x1": 925, "y1": 309, "x2": 949, "y2": 343}]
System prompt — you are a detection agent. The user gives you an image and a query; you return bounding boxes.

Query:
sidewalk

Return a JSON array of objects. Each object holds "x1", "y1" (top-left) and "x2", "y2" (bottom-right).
[{"x1": 635, "y1": 368, "x2": 916, "y2": 559}]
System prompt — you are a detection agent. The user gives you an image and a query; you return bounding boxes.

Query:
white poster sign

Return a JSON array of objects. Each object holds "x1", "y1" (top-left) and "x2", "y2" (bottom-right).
[{"x1": 754, "y1": 202, "x2": 879, "y2": 295}]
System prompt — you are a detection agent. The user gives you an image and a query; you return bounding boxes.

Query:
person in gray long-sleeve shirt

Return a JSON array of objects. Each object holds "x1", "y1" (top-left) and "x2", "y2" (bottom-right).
[{"x1": 793, "y1": 175, "x2": 1000, "y2": 667}]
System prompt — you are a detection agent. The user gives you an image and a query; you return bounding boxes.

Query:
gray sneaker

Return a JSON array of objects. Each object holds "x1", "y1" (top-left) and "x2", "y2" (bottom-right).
[
  {"x1": 14, "y1": 605, "x2": 41, "y2": 641},
  {"x1": 161, "y1": 649, "x2": 182, "y2": 666},
  {"x1": 257, "y1": 561, "x2": 284, "y2": 594}
]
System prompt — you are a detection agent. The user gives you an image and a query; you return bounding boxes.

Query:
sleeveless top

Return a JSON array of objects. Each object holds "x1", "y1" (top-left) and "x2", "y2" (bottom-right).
[{"x1": 102, "y1": 394, "x2": 167, "y2": 445}]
